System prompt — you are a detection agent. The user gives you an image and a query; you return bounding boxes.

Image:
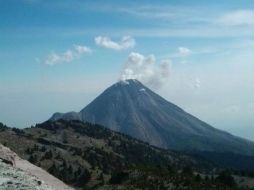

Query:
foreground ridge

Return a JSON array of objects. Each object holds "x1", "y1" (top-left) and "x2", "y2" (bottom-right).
[{"x1": 1, "y1": 121, "x2": 254, "y2": 190}]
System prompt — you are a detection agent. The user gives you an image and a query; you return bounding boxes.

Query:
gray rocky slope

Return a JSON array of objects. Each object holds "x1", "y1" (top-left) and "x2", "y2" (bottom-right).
[
  {"x1": 0, "y1": 144, "x2": 73, "y2": 190},
  {"x1": 50, "y1": 79, "x2": 254, "y2": 155}
]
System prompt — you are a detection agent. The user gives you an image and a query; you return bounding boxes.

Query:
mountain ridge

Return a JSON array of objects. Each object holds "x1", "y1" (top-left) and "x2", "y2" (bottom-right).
[{"x1": 50, "y1": 79, "x2": 254, "y2": 156}]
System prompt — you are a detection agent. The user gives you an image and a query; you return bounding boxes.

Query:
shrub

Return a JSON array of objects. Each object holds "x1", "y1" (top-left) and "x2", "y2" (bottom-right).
[
  {"x1": 109, "y1": 171, "x2": 129, "y2": 184},
  {"x1": 216, "y1": 170, "x2": 236, "y2": 187}
]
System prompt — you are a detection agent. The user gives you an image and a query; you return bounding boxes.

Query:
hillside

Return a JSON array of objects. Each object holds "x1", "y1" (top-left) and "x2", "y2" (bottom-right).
[
  {"x1": 0, "y1": 120, "x2": 209, "y2": 189},
  {"x1": 0, "y1": 121, "x2": 254, "y2": 190}
]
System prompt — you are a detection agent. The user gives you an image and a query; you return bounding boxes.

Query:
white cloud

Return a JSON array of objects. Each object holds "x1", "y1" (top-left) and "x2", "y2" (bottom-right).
[
  {"x1": 118, "y1": 5, "x2": 207, "y2": 24},
  {"x1": 95, "y1": 36, "x2": 135, "y2": 50},
  {"x1": 44, "y1": 45, "x2": 92, "y2": 65},
  {"x1": 178, "y1": 47, "x2": 192, "y2": 57},
  {"x1": 45, "y1": 53, "x2": 61, "y2": 65},
  {"x1": 120, "y1": 52, "x2": 171, "y2": 88},
  {"x1": 74, "y1": 45, "x2": 92, "y2": 54},
  {"x1": 120, "y1": 6, "x2": 254, "y2": 28},
  {"x1": 218, "y1": 10, "x2": 254, "y2": 26}
]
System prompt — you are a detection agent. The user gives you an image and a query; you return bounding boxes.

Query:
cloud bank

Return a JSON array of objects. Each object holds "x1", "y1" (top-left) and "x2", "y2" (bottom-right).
[
  {"x1": 218, "y1": 10, "x2": 254, "y2": 26},
  {"x1": 45, "y1": 45, "x2": 92, "y2": 65},
  {"x1": 95, "y1": 36, "x2": 135, "y2": 50},
  {"x1": 120, "y1": 52, "x2": 171, "y2": 88}
]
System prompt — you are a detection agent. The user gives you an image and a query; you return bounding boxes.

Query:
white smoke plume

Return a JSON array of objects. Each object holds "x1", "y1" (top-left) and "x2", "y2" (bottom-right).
[{"x1": 120, "y1": 52, "x2": 171, "y2": 88}]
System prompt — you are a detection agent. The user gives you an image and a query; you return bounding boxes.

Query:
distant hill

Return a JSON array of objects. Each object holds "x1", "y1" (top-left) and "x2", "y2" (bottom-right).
[{"x1": 50, "y1": 79, "x2": 254, "y2": 156}]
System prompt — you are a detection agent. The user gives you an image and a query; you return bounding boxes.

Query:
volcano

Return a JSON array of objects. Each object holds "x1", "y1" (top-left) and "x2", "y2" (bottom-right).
[{"x1": 50, "y1": 79, "x2": 254, "y2": 155}]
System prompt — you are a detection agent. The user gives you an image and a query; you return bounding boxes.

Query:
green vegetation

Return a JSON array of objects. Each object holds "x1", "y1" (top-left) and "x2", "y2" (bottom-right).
[{"x1": 0, "y1": 120, "x2": 253, "y2": 190}]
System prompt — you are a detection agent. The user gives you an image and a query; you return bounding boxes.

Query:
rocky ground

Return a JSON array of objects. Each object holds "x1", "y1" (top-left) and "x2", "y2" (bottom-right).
[
  {"x1": 0, "y1": 144, "x2": 73, "y2": 190},
  {"x1": 0, "y1": 159, "x2": 54, "y2": 190}
]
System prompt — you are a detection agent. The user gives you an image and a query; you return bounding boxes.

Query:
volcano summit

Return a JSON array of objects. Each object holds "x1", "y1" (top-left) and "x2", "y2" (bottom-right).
[{"x1": 50, "y1": 79, "x2": 254, "y2": 155}]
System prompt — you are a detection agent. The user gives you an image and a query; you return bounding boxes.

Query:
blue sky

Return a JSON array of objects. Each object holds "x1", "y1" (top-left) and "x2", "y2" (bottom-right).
[{"x1": 1, "y1": 0, "x2": 254, "y2": 140}]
